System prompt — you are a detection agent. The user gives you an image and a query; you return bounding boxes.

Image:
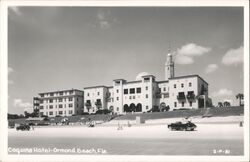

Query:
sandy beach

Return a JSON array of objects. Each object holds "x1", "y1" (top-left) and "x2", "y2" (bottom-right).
[{"x1": 8, "y1": 116, "x2": 244, "y2": 155}]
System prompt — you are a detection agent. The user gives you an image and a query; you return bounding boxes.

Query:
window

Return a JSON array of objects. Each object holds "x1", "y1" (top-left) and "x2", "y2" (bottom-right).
[
  {"x1": 144, "y1": 77, "x2": 150, "y2": 81},
  {"x1": 69, "y1": 110, "x2": 73, "y2": 114},
  {"x1": 146, "y1": 106, "x2": 149, "y2": 109},
  {"x1": 69, "y1": 90, "x2": 73, "y2": 94},
  {"x1": 40, "y1": 106, "x2": 44, "y2": 109},
  {"x1": 40, "y1": 100, "x2": 43, "y2": 104},
  {"x1": 49, "y1": 105, "x2": 53, "y2": 109},
  {"x1": 117, "y1": 107, "x2": 119, "y2": 111},
  {"x1": 124, "y1": 89, "x2": 128, "y2": 94},
  {"x1": 189, "y1": 101, "x2": 192, "y2": 107},
  {"x1": 133, "y1": 96, "x2": 135, "y2": 99},
  {"x1": 59, "y1": 92, "x2": 63, "y2": 95},
  {"x1": 59, "y1": 104, "x2": 63, "y2": 108},
  {"x1": 146, "y1": 94, "x2": 148, "y2": 98},
  {"x1": 164, "y1": 93, "x2": 169, "y2": 98},
  {"x1": 98, "y1": 92, "x2": 100, "y2": 95},
  {"x1": 116, "y1": 89, "x2": 119, "y2": 93},
  {"x1": 87, "y1": 93, "x2": 89, "y2": 96},
  {"x1": 50, "y1": 93, "x2": 54, "y2": 97},
  {"x1": 136, "y1": 88, "x2": 141, "y2": 93},
  {"x1": 59, "y1": 111, "x2": 63, "y2": 115},
  {"x1": 40, "y1": 94, "x2": 44, "y2": 97},
  {"x1": 163, "y1": 87, "x2": 166, "y2": 91},
  {"x1": 130, "y1": 88, "x2": 135, "y2": 94},
  {"x1": 49, "y1": 111, "x2": 53, "y2": 115},
  {"x1": 129, "y1": 96, "x2": 132, "y2": 99},
  {"x1": 146, "y1": 86, "x2": 148, "y2": 90},
  {"x1": 182, "y1": 102, "x2": 185, "y2": 107},
  {"x1": 49, "y1": 99, "x2": 53, "y2": 103},
  {"x1": 69, "y1": 104, "x2": 73, "y2": 107},
  {"x1": 117, "y1": 97, "x2": 119, "y2": 101},
  {"x1": 59, "y1": 98, "x2": 62, "y2": 102},
  {"x1": 69, "y1": 97, "x2": 73, "y2": 101},
  {"x1": 181, "y1": 83, "x2": 184, "y2": 88},
  {"x1": 189, "y1": 82, "x2": 192, "y2": 87},
  {"x1": 174, "y1": 84, "x2": 176, "y2": 88},
  {"x1": 174, "y1": 102, "x2": 177, "y2": 107}
]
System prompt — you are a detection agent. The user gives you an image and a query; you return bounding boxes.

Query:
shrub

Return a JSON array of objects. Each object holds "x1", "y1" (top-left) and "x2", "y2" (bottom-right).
[{"x1": 95, "y1": 109, "x2": 111, "y2": 114}]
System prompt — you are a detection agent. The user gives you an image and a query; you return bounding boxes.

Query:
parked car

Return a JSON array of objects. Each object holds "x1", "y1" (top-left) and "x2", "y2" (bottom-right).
[
  {"x1": 16, "y1": 124, "x2": 30, "y2": 131},
  {"x1": 167, "y1": 121, "x2": 196, "y2": 131}
]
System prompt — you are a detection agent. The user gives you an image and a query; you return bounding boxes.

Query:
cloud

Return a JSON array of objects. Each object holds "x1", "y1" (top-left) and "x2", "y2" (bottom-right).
[
  {"x1": 205, "y1": 64, "x2": 218, "y2": 74},
  {"x1": 99, "y1": 21, "x2": 111, "y2": 29},
  {"x1": 8, "y1": 67, "x2": 14, "y2": 84},
  {"x1": 9, "y1": 6, "x2": 22, "y2": 15},
  {"x1": 175, "y1": 43, "x2": 211, "y2": 65},
  {"x1": 94, "y1": 10, "x2": 118, "y2": 30},
  {"x1": 13, "y1": 99, "x2": 32, "y2": 109},
  {"x1": 211, "y1": 89, "x2": 233, "y2": 97},
  {"x1": 175, "y1": 55, "x2": 194, "y2": 65},
  {"x1": 221, "y1": 46, "x2": 243, "y2": 66},
  {"x1": 8, "y1": 67, "x2": 14, "y2": 74},
  {"x1": 177, "y1": 43, "x2": 211, "y2": 56}
]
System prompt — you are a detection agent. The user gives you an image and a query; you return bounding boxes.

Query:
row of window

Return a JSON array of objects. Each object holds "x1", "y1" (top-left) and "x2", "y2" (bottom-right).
[
  {"x1": 40, "y1": 103, "x2": 75, "y2": 109},
  {"x1": 40, "y1": 90, "x2": 75, "y2": 97},
  {"x1": 174, "y1": 101, "x2": 193, "y2": 107},
  {"x1": 40, "y1": 97, "x2": 79, "y2": 103},
  {"x1": 41, "y1": 110, "x2": 74, "y2": 116},
  {"x1": 173, "y1": 82, "x2": 192, "y2": 89}
]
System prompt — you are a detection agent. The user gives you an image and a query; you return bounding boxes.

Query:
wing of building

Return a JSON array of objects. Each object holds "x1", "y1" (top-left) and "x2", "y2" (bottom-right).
[{"x1": 33, "y1": 49, "x2": 212, "y2": 117}]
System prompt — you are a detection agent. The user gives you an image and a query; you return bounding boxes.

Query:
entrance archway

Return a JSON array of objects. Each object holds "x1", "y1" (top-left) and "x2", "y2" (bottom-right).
[
  {"x1": 136, "y1": 103, "x2": 142, "y2": 112},
  {"x1": 123, "y1": 104, "x2": 130, "y2": 112},
  {"x1": 130, "y1": 103, "x2": 136, "y2": 112}
]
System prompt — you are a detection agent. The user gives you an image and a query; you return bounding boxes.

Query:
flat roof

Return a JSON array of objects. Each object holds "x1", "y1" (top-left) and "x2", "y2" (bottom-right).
[
  {"x1": 84, "y1": 85, "x2": 109, "y2": 90},
  {"x1": 125, "y1": 80, "x2": 142, "y2": 84},
  {"x1": 157, "y1": 80, "x2": 169, "y2": 84},
  {"x1": 39, "y1": 89, "x2": 84, "y2": 95},
  {"x1": 141, "y1": 75, "x2": 156, "y2": 78},
  {"x1": 169, "y1": 74, "x2": 209, "y2": 85}
]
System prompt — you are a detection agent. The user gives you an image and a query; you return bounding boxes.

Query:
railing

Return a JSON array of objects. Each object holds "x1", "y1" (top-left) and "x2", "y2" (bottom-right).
[
  {"x1": 177, "y1": 95, "x2": 186, "y2": 100},
  {"x1": 186, "y1": 94, "x2": 195, "y2": 100}
]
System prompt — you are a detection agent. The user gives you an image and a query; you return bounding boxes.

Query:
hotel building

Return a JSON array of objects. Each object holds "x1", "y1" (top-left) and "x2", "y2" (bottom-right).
[
  {"x1": 35, "y1": 89, "x2": 84, "y2": 117},
  {"x1": 84, "y1": 50, "x2": 210, "y2": 115},
  {"x1": 33, "y1": 50, "x2": 211, "y2": 116}
]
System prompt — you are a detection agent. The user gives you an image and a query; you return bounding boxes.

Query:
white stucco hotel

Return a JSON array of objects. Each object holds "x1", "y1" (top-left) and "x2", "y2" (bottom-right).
[
  {"x1": 35, "y1": 89, "x2": 84, "y2": 117},
  {"x1": 34, "y1": 50, "x2": 211, "y2": 117},
  {"x1": 84, "y1": 51, "x2": 211, "y2": 115}
]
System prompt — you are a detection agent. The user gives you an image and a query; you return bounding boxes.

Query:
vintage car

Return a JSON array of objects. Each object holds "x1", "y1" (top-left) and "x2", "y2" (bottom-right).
[
  {"x1": 167, "y1": 121, "x2": 197, "y2": 131},
  {"x1": 16, "y1": 124, "x2": 30, "y2": 131}
]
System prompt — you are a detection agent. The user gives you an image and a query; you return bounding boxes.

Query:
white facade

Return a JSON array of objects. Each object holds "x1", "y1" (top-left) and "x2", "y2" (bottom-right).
[
  {"x1": 37, "y1": 89, "x2": 84, "y2": 117},
  {"x1": 83, "y1": 51, "x2": 210, "y2": 114}
]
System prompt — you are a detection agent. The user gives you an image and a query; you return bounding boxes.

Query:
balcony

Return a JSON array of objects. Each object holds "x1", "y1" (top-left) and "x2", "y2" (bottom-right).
[
  {"x1": 187, "y1": 93, "x2": 195, "y2": 100},
  {"x1": 177, "y1": 92, "x2": 186, "y2": 100},
  {"x1": 85, "y1": 102, "x2": 91, "y2": 107}
]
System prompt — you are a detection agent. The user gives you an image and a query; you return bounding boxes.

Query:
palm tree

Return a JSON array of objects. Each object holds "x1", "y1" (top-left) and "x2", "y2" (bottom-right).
[
  {"x1": 236, "y1": 93, "x2": 244, "y2": 106},
  {"x1": 223, "y1": 101, "x2": 231, "y2": 107},
  {"x1": 218, "y1": 102, "x2": 223, "y2": 107}
]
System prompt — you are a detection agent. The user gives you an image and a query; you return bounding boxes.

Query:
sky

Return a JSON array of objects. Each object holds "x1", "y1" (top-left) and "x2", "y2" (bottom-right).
[{"x1": 7, "y1": 7, "x2": 244, "y2": 114}]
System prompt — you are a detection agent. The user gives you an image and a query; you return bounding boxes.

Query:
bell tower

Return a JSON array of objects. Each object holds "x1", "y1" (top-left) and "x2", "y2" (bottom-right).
[{"x1": 165, "y1": 48, "x2": 175, "y2": 80}]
